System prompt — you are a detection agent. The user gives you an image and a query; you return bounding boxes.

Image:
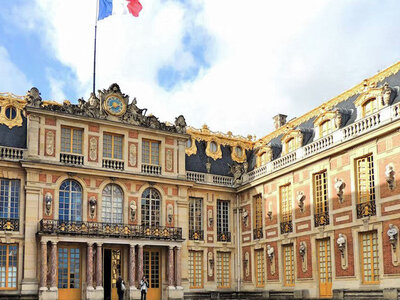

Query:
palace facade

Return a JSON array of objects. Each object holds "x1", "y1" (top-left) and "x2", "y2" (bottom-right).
[{"x1": 1, "y1": 62, "x2": 400, "y2": 300}]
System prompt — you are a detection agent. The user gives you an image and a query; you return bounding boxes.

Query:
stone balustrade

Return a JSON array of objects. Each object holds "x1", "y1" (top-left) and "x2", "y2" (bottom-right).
[
  {"x1": 141, "y1": 163, "x2": 162, "y2": 175},
  {"x1": 60, "y1": 153, "x2": 84, "y2": 165},
  {"x1": 102, "y1": 158, "x2": 124, "y2": 170},
  {"x1": 0, "y1": 146, "x2": 25, "y2": 160}
]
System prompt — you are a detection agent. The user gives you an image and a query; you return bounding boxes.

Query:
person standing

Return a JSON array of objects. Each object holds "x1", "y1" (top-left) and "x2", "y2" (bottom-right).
[
  {"x1": 140, "y1": 276, "x2": 149, "y2": 300},
  {"x1": 116, "y1": 276, "x2": 126, "y2": 300}
]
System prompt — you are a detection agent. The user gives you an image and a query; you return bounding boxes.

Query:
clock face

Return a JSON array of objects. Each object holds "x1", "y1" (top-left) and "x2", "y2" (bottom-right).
[{"x1": 105, "y1": 95, "x2": 126, "y2": 116}]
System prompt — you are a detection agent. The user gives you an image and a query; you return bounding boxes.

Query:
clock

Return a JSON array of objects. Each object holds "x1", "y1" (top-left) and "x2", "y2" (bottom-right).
[{"x1": 104, "y1": 95, "x2": 126, "y2": 116}]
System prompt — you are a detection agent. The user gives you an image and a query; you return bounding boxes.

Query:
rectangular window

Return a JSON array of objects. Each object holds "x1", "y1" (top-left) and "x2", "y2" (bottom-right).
[
  {"x1": 0, "y1": 244, "x2": 18, "y2": 289},
  {"x1": 142, "y1": 140, "x2": 160, "y2": 165},
  {"x1": 253, "y1": 194, "x2": 263, "y2": 239},
  {"x1": 313, "y1": 171, "x2": 329, "y2": 227},
  {"x1": 360, "y1": 231, "x2": 379, "y2": 284},
  {"x1": 255, "y1": 249, "x2": 265, "y2": 287},
  {"x1": 0, "y1": 179, "x2": 19, "y2": 220},
  {"x1": 287, "y1": 138, "x2": 296, "y2": 153},
  {"x1": 189, "y1": 197, "x2": 203, "y2": 240},
  {"x1": 189, "y1": 251, "x2": 203, "y2": 288},
  {"x1": 61, "y1": 127, "x2": 83, "y2": 154},
  {"x1": 320, "y1": 120, "x2": 333, "y2": 138},
  {"x1": 280, "y1": 184, "x2": 292, "y2": 233},
  {"x1": 356, "y1": 154, "x2": 376, "y2": 218},
  {"x1": 217, "y1": 200, "x2": 230, "y2": 241},
  {"x1": 283, "y1": 244, "x2": 295, "y2": 286},
  {"x1": 216, "y1": 252, "x2": 230, "y2": 288},
  {"x1": 103, "y1": 133, "x2": 123, "y2": 159}
]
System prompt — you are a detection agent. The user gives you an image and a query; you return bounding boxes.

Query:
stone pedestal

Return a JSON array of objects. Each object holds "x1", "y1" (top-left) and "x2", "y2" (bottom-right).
[
  {"x1": 383, "y1": 288, "x2": 398, "y2": 300},
  {"x1": 39, "y1": 288, "x2": 58, "y2": 300},
  {"x1": 86, "y1": 287, "x2": 104, "y2": 300},
  {"x1": 129, "y1": 287, "x2": 141, "y2": 300},
  {"x1": 168, "y1": 286, "x2": 184, "y2": 300}
]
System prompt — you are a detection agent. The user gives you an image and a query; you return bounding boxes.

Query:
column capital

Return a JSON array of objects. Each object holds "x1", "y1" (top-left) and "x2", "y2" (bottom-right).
[
  {"x1": 87, "y1": 242, "x2": 94, "y2": 247},
  {"x1": 175, "y1": 245, "x2": 182, "y2": 250},
  {"x1": 138, "y1": 244, "x2": 143, "y2": 249},
  {"x1": 96, "y1": 242, "x2": 103, "y2": 247},
  {"x1": 51, "y1": 240, "x2": 57, "y2": 245},
  {"x1": 169, "y1": 246, "x2": 174, "y2": 250},
  {"x1": 40, "y1": 239, "x2": 48, "y2": 245},
  {"x1": 129, "y1": 243, "x2": 136, "y2": 248}
]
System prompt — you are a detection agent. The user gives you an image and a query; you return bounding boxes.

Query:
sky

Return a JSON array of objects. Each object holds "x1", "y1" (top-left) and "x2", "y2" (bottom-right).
[{"x1": 0, "y1": 0, "x2": 400, "y2": 138}]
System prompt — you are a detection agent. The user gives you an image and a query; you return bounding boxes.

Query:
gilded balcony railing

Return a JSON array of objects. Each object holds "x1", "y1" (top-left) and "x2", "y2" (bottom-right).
[
  {"x1": 356, "y1": 201, "x2": 376, "y2": 219},
  {"x1": 38, "y1": 219, "x2": 183, "y2": 240},
  {"x1": 280, "y1": 220, "x2": 293, "y2": 234},
  {"x1": 253, "y1": 227, "x2": 263, "y2": 240},
  {"x1": 0, "y1": 218, "x2": 19, "y2": 232},
  {"x1": 217, "y1": 231, "x2": 231, "y2": 242},
  {"x1": 189, "y1": 229, "x2": 204, "y2": 241},
  {"x1": 314, "y1": 211, "x2": 330, "y2": 227}
]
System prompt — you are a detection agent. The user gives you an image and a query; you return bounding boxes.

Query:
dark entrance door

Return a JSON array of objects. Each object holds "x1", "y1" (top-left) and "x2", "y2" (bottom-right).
[{"x1": 104, "y1": 249, "x2": 112, "y2": 300}]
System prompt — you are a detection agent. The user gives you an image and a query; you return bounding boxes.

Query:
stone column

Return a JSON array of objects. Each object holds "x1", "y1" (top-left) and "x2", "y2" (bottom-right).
[
  {"x1": 129, "y1": 244, "x2": 136, "y2": 288},
  {"x1": 39, "y1": 240, "x2": 47, "y2": 290},
  {"x1": 87, "y1": 243, "x2": 94, "y2": 290},
  {"x1": 96, "y1": 243, "x2": 103, "y2": 289},
  {"x1": 49, "y1": 241, "x2": 57, "y2": 290},
  {"x1": 138, "y1": 245, "x2": 143, "y2": 281},
  {"x1": 175, "y1": 247, "x2": 182, "y2": 287},
  {"x1": 168, "y1": 246, "x2": 174, "y2": 287}
]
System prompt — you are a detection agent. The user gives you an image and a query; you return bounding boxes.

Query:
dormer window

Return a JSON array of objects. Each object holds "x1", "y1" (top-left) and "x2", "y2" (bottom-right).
[
  {"x1": 256, "y1": 146, "x2": 272, "y2": 167},
  {"x1": 320, "y1": 119, "x2": 334, "y2": 138},
  {"x1": 362, "y1": 98, "x2": 378, "y2": 117},
  {"x1": 281, "y1": 129, "x2": 303, "y2": 155},
  {"x1": 235, "y1": 146, "x2": 242, "y2": 157},
  {"x1": 210, "y1": 141, "x2": 218, "y2": 152},
  {"x1": 206, "y1": 140, "x2": 222, "y2": 160},
  {"x1": 231, "y1": 145, "x2": 246, "y2": 163}
]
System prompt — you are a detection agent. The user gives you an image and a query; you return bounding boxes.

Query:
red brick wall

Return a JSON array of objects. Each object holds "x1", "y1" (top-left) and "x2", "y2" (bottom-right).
[
  {"x1": 266, "y1": 241, "x2": 279, "y2": 281},
  {"x1": 331, "y1": 170, "x2": 352, "y2": 210},
  {"x1": 381, "y1": 199, "x2": 400, "y2": 216},
  {"x1": 294, "y1": 185, "x2": 311, "y2": 219},
  {"x1": 88, "y1": 135, "x2": 99, "y2": 162},
  {"x1": 296, "y1": 236, "x2": 313, "y2": 279},
  {"x1": 334, "y1": 228, "x2": 355, "y2": 277},
  {"x1": 378, "y1": 153, "x2": 400, "y2": 199},
  {"x1": 383, "y1": 220, "x2": 400, "y2": 274},
  {"x1": 333, "y1": 210, "x2": 353, "y2": 226},
  {"x1": 242, "y1": 246, "x2": 252, "y2": 282},
  {"x1": 207, "y1": 248, "x2": 214, "y2": 281}
]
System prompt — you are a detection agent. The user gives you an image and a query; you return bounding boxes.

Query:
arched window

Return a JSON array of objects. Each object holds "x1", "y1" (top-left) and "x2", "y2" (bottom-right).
[
  {"x1": 287, "y1": 138, "x2": 296, "y2": 153},
  {"x1": 102, "y1": 184, "x2": 123, "y2": 223},
  {"x1": 363, "y1": 98, "x2": 378, "y2": 117},
  {"x1": 141, "y1": 188, "x2": 161, "y2": 227},
  {"x1": 320, "y1": 120, "x2": 333, "y2": 138},
  {"x1": 59, "y1": 180, "x2": 82, "y2": 222}
]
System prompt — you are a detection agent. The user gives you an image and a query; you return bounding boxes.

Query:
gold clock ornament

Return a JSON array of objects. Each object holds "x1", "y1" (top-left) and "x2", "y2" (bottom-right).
[{"x1": 104, "y1": 94, "x2": 127, "y2": 116}]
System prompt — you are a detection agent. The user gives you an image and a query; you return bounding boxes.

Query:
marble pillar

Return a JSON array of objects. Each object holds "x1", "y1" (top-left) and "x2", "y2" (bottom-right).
[
  {"x1": 138, "y1": 245, "x2": 143, "y2": 281},
  {"x1": 168, "y1": 246, "x2": 174, "y2": 287},
  {"x1": 129, "y1": 244, "x2": 136, "y2": 288},
  {"x1": 49, "y1": 241, "x2": 57, "y2": 290},
  {"x1": 40, "y1": 240, "x2": 47, "y2": 290},
  {"x1": 96, "y1": 243, "x2": 103, "y2": 288},
  {"x1": 175, "y1": 247, "x2": 182, "y2": 287},
  {"x1": 87, "y1": 243, "x2": 94, "y2": 290}
]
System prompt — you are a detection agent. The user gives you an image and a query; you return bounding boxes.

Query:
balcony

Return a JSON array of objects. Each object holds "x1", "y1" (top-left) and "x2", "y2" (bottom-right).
[
  {"x1": 217, "y1": 231, "x2": 231, "y2": 242},
  {"x1": 186, "y1": 171, "x2": 233, "y2": 187},
  {"x1": 356, "y1": 200, "x2": 376, "y2": 219},
  {"x1": 0, "y1": 218, "x2": 19, "y2": 231},
  {"x1": 189, "y1": 229, "x2": 204, "y2": 241},
  {"x1": 60, "y1": 153, "x2": 84, "y2": 165},
  {"x1": 141, "y1": 164, "x2": 162, "y2": 175},
  {"x1": 102, "y1": 158, "x2": 124, "y2": 170},
  {"x1": 314, "y1": 211, "x2": 330, "y2": 227},
  {"x1": 280, "y1": 220, "x2": 293, "y2": 234},
  {"x1": 253, "y1": 227, "x2": 263, "y2": 240},
  {"x1": 0, "y1": 146, "x2": 25, "y2": 161},
  {"x1": 38, "y1": 219, "x2": 183, "y2": 241}
]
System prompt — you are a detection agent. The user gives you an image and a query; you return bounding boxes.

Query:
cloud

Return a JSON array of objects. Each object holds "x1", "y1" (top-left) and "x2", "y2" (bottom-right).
[
  {"x1": 9, "y1": 0, "x2": 400, "y2": 138},
  {"x1": 0, "y1": 46, "x2": 32, "y2": 95}
]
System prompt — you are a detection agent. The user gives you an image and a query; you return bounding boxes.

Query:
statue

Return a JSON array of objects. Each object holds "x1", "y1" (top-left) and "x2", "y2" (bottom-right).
[
  {"x1": 335, "y1": 178, "x2": 346, "y2": 203},
  {"x1": 337, "y1": 233, "x2": 346, "y2": 256},
  {"x1": 242, "y1": 209, "x2": 248, "y2": 227},
  {"x1": 299, "y1": 242, "x2": 306, "y2": 260},
  {"x1": 130, "y1": 200, "x2": 137, "y2": 221},
  {"x1": 388, "y1": 224, "x2": 398, "y2": 244},
  {"x1": 25, "y1": 87, "x2": 42, "y2": 107},
  {"x1": 174, "y1": 115, "x2": 187, "y2": 134},
  {"x1": 229, "y1": 163, "x2": 245, "y2": 185},
  {"x1": 267, "y1": 245, "x2": 274, "y2": 262},
  {"x1": 297, "y1": 191, "x2": 305, "y2": 213},
  {"x1": 44, "y1": 193, "x2": 52, "y2": 216},
  {"x1": 89, "y1": 197, "x2": 97, "y2": 218},
  {"x1": 382, "y1": 82, "x2": 392, "y2": 106},
  {"x1": 385, "y1": 164, "x2": 396, "y2": 190}
]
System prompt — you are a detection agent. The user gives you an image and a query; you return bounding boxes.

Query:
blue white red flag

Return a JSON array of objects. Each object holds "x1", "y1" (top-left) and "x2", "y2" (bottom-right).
[{"x1": 98, "y1": 0, "x2": 142, "y2": 20}]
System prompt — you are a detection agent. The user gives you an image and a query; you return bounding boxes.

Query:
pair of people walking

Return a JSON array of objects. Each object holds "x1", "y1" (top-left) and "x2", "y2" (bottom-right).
[{"x1": 116, "y1": 276, "x2": 149, "y2": 300}]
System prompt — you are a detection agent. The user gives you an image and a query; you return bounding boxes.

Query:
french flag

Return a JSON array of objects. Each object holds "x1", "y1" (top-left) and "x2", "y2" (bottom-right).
[{"x1": 98, "y1": 0, "x2": 142, "y2": 20}]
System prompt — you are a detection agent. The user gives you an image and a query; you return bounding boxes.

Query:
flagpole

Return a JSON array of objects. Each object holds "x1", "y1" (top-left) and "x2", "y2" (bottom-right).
[{"x1": 93, "y1": 0, "x2": 99, "y2": 96}]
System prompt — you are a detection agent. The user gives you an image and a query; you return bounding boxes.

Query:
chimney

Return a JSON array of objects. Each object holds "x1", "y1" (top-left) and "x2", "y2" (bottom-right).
[{"x1": 273, "y1": 114, "x2": 287, "y2": 130}]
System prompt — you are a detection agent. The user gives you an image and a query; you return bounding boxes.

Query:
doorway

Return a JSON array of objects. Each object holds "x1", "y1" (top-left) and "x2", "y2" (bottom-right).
[
  {"x1": 143, "y1": 249, "x2": 162, "y2": 300},
  {"x1": 57, "y1": 245, "x2": 82, "y2": 300},
  {"x1": 104, "y1": 248, "x2": 122, "y2": 300},
  {"x1": 317, "y1": 239, "x2": 332, "y2": 298}
]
